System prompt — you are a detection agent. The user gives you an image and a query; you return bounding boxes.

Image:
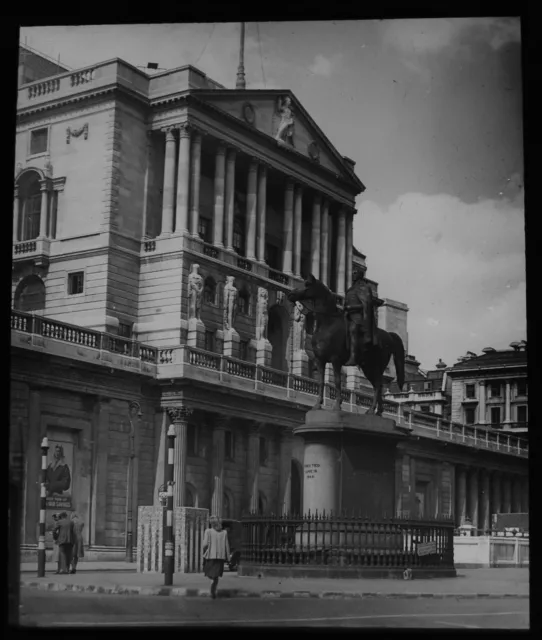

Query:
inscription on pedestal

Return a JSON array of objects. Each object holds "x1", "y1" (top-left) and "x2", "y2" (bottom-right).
[{"x1": 304, "y1": 463, "x2": 320, "y2": 480}]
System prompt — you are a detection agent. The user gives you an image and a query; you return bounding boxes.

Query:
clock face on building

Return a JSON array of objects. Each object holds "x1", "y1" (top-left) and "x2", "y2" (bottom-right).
[
  {"x1": 308, "y1": 141, "x2": 320, "y2": 162},
  {"x1": 242, "y1": 102, "x2": 255, "y2": 125}
]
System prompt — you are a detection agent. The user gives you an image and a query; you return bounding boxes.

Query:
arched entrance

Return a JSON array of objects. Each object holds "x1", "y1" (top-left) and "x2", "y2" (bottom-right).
[
  {"x1": 291, "y1": 460, "x2": 302, "y2": 516},
  {"x1": 268, "y1": 304, "x2": 289, "y2": 372},
  {"x1": 14, "y1": 275, "x2": 46, "y2": 312}
]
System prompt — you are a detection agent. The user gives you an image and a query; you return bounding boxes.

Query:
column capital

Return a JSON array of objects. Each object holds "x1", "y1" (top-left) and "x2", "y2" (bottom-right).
[
  {"x1": 178, "y1": 122, "x2": 192, "y2": 138},
  {"x1": 248, "y1": 421, "x2": 264, "y2": 436},
  {"x1": 285, "y1": 178, "x2": 295, "y2": 191},
  {"x1": 248, "y1": 156, "x2": 259, "y2": 170},
  {"x1": 39, "y1": 179, "x2": 51, "y2": 192},
  {"x1": 167, "y1": 405, "x2": 193, "y2": 424},
  {"x1": 258, "y1": 162, "x2": 269, "y2": 175},
  {"x1": 215, "y1": 141, "x2": 227, "y2": 155},
  {"x1": 213, "y1": 416, "x2": 231, "y2": 431},
  {"x1": 161, "y1": 125, "x2": 177, "y2": 138}
]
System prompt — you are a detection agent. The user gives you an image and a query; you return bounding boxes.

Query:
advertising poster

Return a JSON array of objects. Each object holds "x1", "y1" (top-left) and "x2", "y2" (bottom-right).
[{"x1": 45, "y1": 439, "x2": 73, "y2": 510}]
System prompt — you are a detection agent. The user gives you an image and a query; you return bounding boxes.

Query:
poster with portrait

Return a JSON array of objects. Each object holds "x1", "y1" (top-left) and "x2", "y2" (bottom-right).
[{"x1": 45, "y1": 439, "x2": 73, "y2": 510}]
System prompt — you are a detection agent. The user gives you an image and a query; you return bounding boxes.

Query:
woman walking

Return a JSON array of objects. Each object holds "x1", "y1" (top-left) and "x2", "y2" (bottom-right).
[
  {"x1": 202, "y1": 516, "x2": 230, "y2": 599},
  {"x1": 70, "y1": 512, "x2": 85, "y2": 574}
]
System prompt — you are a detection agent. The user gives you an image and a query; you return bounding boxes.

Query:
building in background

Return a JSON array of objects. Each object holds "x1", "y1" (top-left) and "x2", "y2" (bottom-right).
[
  {"x1": 447, "y1": 342, "x2": 528, "y2": 435},
  {"x1": 18, "y1": 45, "x2": 70, "y2": 87},
  {"x1": 12, "y1": 46, "x2": 527, "y2": 561}
]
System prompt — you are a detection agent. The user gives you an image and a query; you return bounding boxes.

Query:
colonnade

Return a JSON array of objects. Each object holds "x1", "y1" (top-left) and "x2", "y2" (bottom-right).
[
  {"x1": 156, "y1": 123, "x2": 355, "y2": 295},
  {"x1": 455, "y1": 465, "x2": 528, "y2": 532}
]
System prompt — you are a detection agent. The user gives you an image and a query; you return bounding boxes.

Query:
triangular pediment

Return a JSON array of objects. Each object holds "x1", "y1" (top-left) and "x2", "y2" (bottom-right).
[{"x1": 191, "y1": 90, "x2": 364, "y2": 191}]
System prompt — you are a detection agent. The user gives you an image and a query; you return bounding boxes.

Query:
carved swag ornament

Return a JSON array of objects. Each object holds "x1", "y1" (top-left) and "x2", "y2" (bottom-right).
[{"x1": 66, "y1": 123, "x2": 89, "y2": 144}]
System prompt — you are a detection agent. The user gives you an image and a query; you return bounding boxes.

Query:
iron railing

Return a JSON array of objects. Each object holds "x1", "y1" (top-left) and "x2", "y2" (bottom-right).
[{"x1": 240, "y1": 512, "x2": 455, "y2": 570}]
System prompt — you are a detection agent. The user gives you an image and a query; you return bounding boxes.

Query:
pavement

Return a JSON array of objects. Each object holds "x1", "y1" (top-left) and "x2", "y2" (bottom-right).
[
  {"x1": 19, "y1": 588, "x2": 530, "y2": 628},
  {"x1": 19, "y1": 563, "x2": 530, "y2": 600}
]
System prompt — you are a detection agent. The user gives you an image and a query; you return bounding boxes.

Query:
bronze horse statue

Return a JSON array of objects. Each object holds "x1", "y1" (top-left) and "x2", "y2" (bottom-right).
[{"x1": 287, "y1": 274, "x2": 405, "y2": 415}]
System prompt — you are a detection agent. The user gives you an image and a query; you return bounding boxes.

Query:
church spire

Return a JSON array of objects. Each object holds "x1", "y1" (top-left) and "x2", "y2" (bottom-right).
[{"x1": 236, "y1": 22, "x2": 246, "y2": 89}]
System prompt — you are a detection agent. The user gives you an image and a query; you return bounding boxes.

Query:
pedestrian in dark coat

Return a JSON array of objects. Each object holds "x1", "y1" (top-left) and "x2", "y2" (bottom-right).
[
  {"x1": 56, "y1": 512, "x2": 75, "y2": 574},
  {"x1": 70, "y1": 512, "x2": 85, "y2": 574},
  {"x1": 202, "y1": 515, "x2": 230, "y2": 599}
]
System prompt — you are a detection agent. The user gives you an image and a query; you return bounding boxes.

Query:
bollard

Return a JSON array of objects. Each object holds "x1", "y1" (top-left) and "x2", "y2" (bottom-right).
[
  {"x1": 37, "y1": 437, "x2": 49, "y2": 577},
  {"x1": 163, "y1": 425, "x2": 176, "y2": 586}
]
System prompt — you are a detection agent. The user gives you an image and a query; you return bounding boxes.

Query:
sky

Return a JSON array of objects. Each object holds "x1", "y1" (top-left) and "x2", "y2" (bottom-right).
[{"x1": 20, "y1": 19, "x2": 525, "y2": 370}]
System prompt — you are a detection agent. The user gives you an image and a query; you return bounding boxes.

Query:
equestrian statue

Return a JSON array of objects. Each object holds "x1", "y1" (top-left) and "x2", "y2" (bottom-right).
[{"x1": 287, "y1": 270, "x2": 405, "y2": 416}]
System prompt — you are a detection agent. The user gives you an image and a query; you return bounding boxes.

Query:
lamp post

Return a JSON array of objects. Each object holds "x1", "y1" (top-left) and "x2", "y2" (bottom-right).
[
  {"x1": 163, "y1": 424, "x2": 176, "y2": 586},
  {"x1": 37, "y1": 436, "x2": 49, "y2": 577}
]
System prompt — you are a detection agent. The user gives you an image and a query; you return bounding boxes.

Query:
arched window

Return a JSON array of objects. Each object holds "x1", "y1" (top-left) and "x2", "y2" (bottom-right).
[
  {"x1": 14, "y1": 275, "x2": 46, "y2": 312},
  {"x1": 203, "y1": 276, "x2": 217, "y2": 304},
  {"x1": 239, "y1": 288, "x2": 251, "y2": 315},
  {"x1": 17, "y1": 171, "x2": 42, "y2": 241}
]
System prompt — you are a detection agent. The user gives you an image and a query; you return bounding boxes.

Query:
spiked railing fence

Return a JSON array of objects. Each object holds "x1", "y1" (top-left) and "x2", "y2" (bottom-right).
[{"x1": 240, "y1": 512, "x2": 455, "y2": 570}]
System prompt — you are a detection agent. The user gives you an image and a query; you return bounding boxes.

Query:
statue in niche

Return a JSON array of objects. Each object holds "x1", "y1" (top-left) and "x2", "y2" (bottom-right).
[
  {"x1": 274, "y1": 96, "x2": 295, "y2": 146},
  {"x1": 188, "y1": 263, "x2": 204, "y2": 321},
  {"x1": 293, "y1": 301, "x2": 307, "y2": 352},
  {"x1": 223, "y1": 276, "x2": 238, "y2": 332},
  {"x1": 44, "y1": 156, "x2": 53, "y2": 178},
  {"x1": 255, "y1": 287, "x2": 269, "y2": 341}
]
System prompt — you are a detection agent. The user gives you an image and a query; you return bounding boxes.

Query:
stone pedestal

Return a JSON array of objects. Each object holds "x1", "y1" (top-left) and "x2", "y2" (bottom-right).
[
  {"x1": 256, "y1": 338, "x2": 272, "y2": 367},
  {"x1": 293, "y1": 409, "x2": 409, "y2": 517},
  {"x1": 187, "y1": 318, "x2": 205, "y2": 349},
  {"x1": 291, "y1": 350, "x2": 309, "y2": 377},
  {"x1": 223, "y1": 328, "x2": 240, "y2": 359}
]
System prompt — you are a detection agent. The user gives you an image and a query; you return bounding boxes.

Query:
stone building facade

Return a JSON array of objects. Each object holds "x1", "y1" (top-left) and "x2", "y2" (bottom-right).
[{"x1": 12, "y1": 54, "x2": 527, "y2": 560}]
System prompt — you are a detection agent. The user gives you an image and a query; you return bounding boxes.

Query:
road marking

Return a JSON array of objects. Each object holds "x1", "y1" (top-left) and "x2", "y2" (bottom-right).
[{"x1": 44, "y1": 611, "x2": 527, "y2": 627}]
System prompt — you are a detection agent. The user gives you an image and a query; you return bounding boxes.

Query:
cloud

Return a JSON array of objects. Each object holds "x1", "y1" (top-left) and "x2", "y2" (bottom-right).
[
  {"x1": 354, "y1": 191, "x2": 526, "y2": 368},
  {"x1": 381, "y1": 17, "x2": 520, "y2": 55},
  {"x1": 309, "y1": 53, "x2": 342, "y2": 77}
]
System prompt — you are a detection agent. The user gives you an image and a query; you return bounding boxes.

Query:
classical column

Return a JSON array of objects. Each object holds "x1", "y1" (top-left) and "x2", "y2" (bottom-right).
[
  {"x1": 504, "y1": 381, "x2": 511, "y2": 424},
  {"x1": 256, "y1": 164, "x2": 267, "y2": 262},
  {"x1": 141, "y1": 131, "x2": 153, "y2": 238},
  {"x1": 336, "y1": 208, "x2": 347, "y2": 295},
  {"x1": 293, "y1": 184, "x2": 303, "y2": 277},
  {"x1": 320, "y1": 199, "x2": 329, "y2": 286},
  {"x1": 310, "y1": 193, "x2": 321, "y2": 278},
  {"x1": 175, "y1": 124, "x2": 191, "y2": 235},
  {"x1": 456, "y1": 465, "x2": 467, "y2": 526},
  {"x1": 327, "y1": 208, "x2": 333, "y2": 286},
  {"x1": 38, "y1": 182, "x2": 49, "y2": 238},
  {"x1": 190, "y1": 130, "x2": 202, "y2": 237},
  {"x1": 282, "y1": 179, "x2": 294, "y2": 275},
  {"x1": 246, "y1": 424, "x2": 261, "y2": 513},
  {"x1": 478, "y1": 381, "x2": 486, "y2": 424},
  {"x1": 224, "y1": 148, "x2": 236, "y2": 251},
  {"x1": 502, "y1": 475, "x2": 512, "y2": 514},
  {"x1": 512, "y1": 476, "x2": 523, "y2": 513},
  {"x1": 13, "y1": 186, "x2": 20, "y2": 243},
  {"x1": 520, "y1": 477, "x2": 528, "y2": 513},
  {"x1": 346, "y1": 210, "x2": 354, "y2": 290},
  {"x1": 245, "y1": 157, "x2": 258, "y2": 260},
  {"x1": 167, "y1": 405, "x2": 193, "y2": 507},
  {"x1": 468, "y1": 468, "x2": 479, "y2": 531},
  {"x1": 491, "y1": 471, "x2": 502, "y2": 518},
  {"x1": 211, "y1": 419, "x2": 227, "y2": 517},
  {"x1": 161, "y1": 127, "x2": 176, "y2": 235},
  {"x1": 211, "y1": 142, "x2": 226, "y2": 247},
  {"x1": 480, "y1": 469, "x2": 491, "y2": 533},
  {"x1": 278, "y1": 428, "x2": 294, "y2": 515}
]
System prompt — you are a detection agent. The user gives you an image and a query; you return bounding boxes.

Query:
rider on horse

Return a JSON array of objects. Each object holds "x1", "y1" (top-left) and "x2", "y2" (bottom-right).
[{"x1": 344, "y1": 269, "x2": 383, "y2": 366}]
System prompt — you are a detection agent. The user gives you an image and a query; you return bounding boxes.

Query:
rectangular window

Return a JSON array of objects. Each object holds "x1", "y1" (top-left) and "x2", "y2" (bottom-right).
[
  {"x1": 239, "y1": 339, "x2": 249, "y2": 361},
  {"x1": 187, "y1": 424, "x2": 197, "y2": 456},
  {"x1": 204, "y1": 330, "x2": 215, "y2": 353},
  {"x1": 118, "y1": 322, "x2": 132, "y2": 338},
  {"x1": 490, "y1": 407, "x2": 501, "y2": 425},
  {"x1": 465, "y1": 383, "x2": 475, "y2": 399},
  {"x1": 490, "y1": 382, "x2": 501, "y2": 398},
  {"x1": 198, "y1": 217, "x2": 211, "y2": 243},
  {"x1": 67, "y1": 272, "x2": 84, "y2": 295},
  {"x1": 265, "y1": 243, "x2": 280, "y2": 270},
  {"x1": 517, "y1": 405, "x2": 527, "y2": 424},
  {"x1": 423, "y1": 381, "x2": 432, "y2": 392},
  {"x1": 420, "y1": 405, "x2": 431, "y2": 413},
  {"x1": 225, "y1": 430, "x2": 234, "y2": 460},
  {"x1": 30, "y1": 128, "x2": 48, "y2": 155},
  {"x1": 517, "y1": 380, "x2": 527, "y2": 396},
  {"x1": 465, "y1": 408, "x2": 475, "y2": 425},
  {"x1": 259, "y1": 436, "x2": 267, "y2": 466}
]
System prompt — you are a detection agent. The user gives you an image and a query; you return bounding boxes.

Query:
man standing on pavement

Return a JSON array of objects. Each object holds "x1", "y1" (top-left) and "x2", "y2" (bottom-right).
[
  {"x1": 55, "y1": 512, "x2": 75, "y2": 574},
  {"x1": 70, "y1": 512, "x2": 85, "y2": 574}
]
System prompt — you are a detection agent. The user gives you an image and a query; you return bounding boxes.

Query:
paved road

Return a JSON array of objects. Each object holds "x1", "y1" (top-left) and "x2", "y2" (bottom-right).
[{"x1": 19, "y1": 589, "x2": 529, "y2": 629}]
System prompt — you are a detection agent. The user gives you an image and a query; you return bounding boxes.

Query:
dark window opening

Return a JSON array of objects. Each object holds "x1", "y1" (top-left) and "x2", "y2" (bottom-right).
[
  {"x1": 233, "y1": 217, "x2": 245, "y2": 256},
  {"x1": 68, "y1": 272, "x2": 84, "y2": 295},
  {"x1": 225, "y1": 430, "x2": 234, "y2": 460},
  {"x1": 490, "y1": 407, "x2": 501, "y2": 425},
  {"x1": 204, "y1": 330, "x2": 215, "y2": 353},
  {"x1": 203, "y1": 277, "x2": 217, "y2": 304},
  {"x1": 118, "y1": 322, "x2": 132, "y2": 338},
  {"x1": 490, "y1": 383, "x2": 501, "y2": 398},
  {"x1": 239, "y1": 339, "x2": 249, "y2": 361},
  {"x1": 465, "y1": 384, "x2": 475, "y2": 399},
  {"x1": 198, "y1": 217, "x2": 212, "y2": 243},
  {"x1": 239, "y1": 290, "x2": 250, "y2": 315},
  {"x1": 465, "y1": 408, "x2": 476, "y2": 425},
  {"x1": 30, "y1": 128, "x2": 48, "y2": 155},
  {"x1": 187, "y1": 424, "x2": 197, "y2": 456},
  {"x1": 420, "y1": 405, "x2": 431, "y2": 413},
  {"x1": 424, "y1": 381, "x2": 432, "y2": 392},
  {"x1": 265, "y1": 243, "x2": 280, "y2": 270},
  {"x1": 259, "y1": 436, "x2": 267, "y2": 466},
  {"x1": 517, "y1": 405, "x2": 527, "y2": 424},
  {"x1": 517, "y1": 380, "x2": 527, "y2": 396}
]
